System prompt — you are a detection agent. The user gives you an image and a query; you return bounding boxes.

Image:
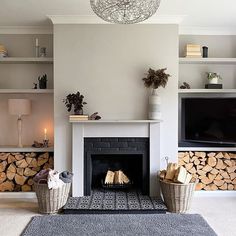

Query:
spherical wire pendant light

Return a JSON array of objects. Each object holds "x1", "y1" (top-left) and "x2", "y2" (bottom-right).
[{"x1": 90, "y1": 0, "x2": 161, "y2": 24}]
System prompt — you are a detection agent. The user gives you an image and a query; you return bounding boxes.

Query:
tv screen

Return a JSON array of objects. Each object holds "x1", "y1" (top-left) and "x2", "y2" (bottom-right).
[{"x1": 181, "y1": 97, "x2": 236, "y2": 145}]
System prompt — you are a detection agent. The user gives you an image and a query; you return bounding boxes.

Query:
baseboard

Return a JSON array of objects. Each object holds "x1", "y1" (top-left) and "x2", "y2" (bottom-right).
[
  {"x1": 194, "y1": 191, "x2": 236, "y2": 197},
  {"x1": 0, "y1": 192, "x2": 36, "y2": 198}
]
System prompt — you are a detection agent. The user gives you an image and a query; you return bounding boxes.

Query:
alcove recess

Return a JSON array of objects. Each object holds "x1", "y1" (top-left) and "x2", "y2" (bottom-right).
[
  {"x1": 0, "y1": 33, "x2": 54, "y2": 192},
  {"x1": 179, "y1": 35, "x2": 236, "y2": 91},
  {"x1": 178, "y1": 35, "x2": 236, "y2": 192}
]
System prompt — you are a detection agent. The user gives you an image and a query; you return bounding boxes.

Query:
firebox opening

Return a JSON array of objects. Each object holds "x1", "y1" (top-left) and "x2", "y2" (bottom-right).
[{"x1": 91, "y1": 154, "x2": 143, "y2": 190}]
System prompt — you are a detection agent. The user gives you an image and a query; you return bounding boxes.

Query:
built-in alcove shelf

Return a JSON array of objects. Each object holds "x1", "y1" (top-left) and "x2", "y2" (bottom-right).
[
  {"x1": 0, "y1": 57, "x2": 53, "y2": 64},
  {"x1": 178, "y1": 89, "x2": 236, "y2": 94},
  {"x1": 178, "y1": 147, "x2": 236, "y2": 152},
  {"x1": 0, "y1": 89, "x2": 54, "y2": 94},
  {"x1": 69, "y1": 120, "x2": 161, "y2": 123},
  {"x1": 179, "y1": 57, "x2": 236, "y2": 65},
  {"x1": 0, "y1": 146, "x2": 54, "y2": 152}
]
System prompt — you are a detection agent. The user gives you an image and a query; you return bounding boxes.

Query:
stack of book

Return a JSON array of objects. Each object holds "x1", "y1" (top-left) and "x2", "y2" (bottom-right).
[
  {"x1": 185, "y1": 44, "x2": 201, "y2": 58},
  {"x1": 69, "y1": 115, "x2": 89, "y2": 121},
  {"x1": 0, "y1": 45, "x2": 8, "y2": 57}
]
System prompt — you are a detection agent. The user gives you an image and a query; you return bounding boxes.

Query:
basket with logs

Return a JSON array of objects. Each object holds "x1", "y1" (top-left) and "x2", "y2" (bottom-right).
[{"x1": 159, "y1": 163, "x2": 197, "y2": 213}]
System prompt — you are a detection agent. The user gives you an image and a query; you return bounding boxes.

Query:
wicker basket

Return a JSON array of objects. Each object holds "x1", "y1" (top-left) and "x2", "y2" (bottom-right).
[
  {"x1": 33, "y1": 180, "x2": 71, "y2": 214},
  {"x1": 160, "y1": 180, "x2": 196, "y2": 213}
]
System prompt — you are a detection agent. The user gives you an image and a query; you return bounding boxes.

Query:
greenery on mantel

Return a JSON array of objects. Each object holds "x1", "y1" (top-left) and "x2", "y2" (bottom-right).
[{"x1": 142, "y1": 68, "x2": 171, "y2": 89}]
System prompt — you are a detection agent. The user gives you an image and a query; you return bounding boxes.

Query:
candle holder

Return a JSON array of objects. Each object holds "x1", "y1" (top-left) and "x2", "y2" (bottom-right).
[{"x1": 43, "y1": 139, "x2": 49, "y2": 148}]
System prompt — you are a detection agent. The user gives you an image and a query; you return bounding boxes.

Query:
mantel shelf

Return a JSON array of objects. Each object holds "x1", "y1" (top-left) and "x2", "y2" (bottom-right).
[
  {"x1": 179, "y1": 57, "x2": 236, "y2": 65},
  {"x1": 178, "y1": 89, "x2": 236, "y2": 94},
  {"x1": 0, "y1": 146, "x2": 54, "y2": 152},
  {"x1": 0, "y1": 89, "x2": 54, "y2": 94},
  {"x1": 70, "y1": 120, "x2": 162, "y2": 123},
  {"x1": 0, "y1": 57, "x2": 53, "y2": 64}
]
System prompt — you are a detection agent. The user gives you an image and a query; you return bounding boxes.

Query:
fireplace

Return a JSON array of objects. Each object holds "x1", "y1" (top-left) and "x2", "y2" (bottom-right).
[
  {"x1": 84, "y1": 138, "x2": 149, "y2": 195},
  {"x1": 71, "y1": 120, "x2": 161, "y2": 197}
]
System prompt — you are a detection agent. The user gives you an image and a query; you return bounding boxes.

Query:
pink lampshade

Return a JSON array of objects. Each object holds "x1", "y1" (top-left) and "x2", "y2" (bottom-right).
[{"x1": 8, "y1": 99, "x2": 31, "y2": 116}]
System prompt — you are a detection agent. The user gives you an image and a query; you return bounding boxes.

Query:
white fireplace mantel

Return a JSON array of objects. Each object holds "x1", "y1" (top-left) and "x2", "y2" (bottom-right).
[{"x1": 71, "y1": 120, "x2": 161, "y2": 197}]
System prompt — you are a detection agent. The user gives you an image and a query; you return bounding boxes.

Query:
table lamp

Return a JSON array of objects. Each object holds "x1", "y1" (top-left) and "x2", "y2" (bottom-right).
[{"x1": 8, "y1": 99, "x2": 31, "y2": 147}]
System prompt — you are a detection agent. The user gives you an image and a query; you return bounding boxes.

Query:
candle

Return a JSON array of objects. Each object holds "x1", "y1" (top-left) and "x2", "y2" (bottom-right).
[
  {"x1": 36, "y1": 38, "x2": 39, "y2": 47},
  {"x1": 44, "y1": 128, "x2": 47, "y2": 140}
]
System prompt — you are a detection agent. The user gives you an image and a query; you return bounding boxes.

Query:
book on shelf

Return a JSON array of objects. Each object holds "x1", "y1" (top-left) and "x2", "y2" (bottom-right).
[
  {"x1": 186, "y1": 52, "x2": 202, "y2": 56},
  {"x1": 69, "y1": 115, "x2": 89, "y2": 121},
  {"x1": 185, "y1": 53, "x2": 202, "y2": 58},
  {"x1": 186, "y1": 44, "x2": 201, "y2": 52},
  {"x1": 70, "y1": 115, "x2": 88, "y2": 118}
]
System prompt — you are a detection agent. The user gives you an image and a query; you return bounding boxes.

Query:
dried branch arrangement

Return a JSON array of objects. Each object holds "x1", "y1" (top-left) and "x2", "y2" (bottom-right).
[{"x1": 142, "y1": 68, "x2": 171, "y2": 89}]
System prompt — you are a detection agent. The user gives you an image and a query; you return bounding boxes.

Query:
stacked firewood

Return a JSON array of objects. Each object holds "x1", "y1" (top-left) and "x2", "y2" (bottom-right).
[
  {"x1": 160, "y1": 163, "x2": 195, "y2": 184},
  {"x1": 0, "y1": 152, "x2": 53, "y2": 192},
  {"x1": 104, "y1": 170, "x2": 130, "y2": 185},
  {"x1": 178, "y1": 152, "x2": 236, "y2": 190}
]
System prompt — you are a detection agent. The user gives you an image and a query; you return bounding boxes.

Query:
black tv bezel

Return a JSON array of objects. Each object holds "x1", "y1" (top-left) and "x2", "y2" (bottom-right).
[{"x1": 178, "y1": 93, "x2": 236, "y2": 147}]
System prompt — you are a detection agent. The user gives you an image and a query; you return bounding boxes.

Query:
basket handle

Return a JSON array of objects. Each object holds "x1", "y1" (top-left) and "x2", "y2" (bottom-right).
[{"x1": 36, "y1": 179, "x2": 48, "y2": 184}]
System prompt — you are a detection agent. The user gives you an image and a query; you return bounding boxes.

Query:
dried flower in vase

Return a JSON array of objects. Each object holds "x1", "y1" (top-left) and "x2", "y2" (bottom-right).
[{"x1": 142, "y1": 68, "x2": 170, "y2": 89}]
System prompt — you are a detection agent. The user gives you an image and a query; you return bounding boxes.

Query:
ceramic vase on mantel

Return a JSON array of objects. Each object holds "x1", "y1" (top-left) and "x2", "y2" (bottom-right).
[{"x1": 149, "y1": 89, "x2": 161, "y2": 120}]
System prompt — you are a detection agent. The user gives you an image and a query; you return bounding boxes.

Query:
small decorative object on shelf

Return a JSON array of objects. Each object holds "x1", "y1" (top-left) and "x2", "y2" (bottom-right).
[
  {"x1": 142, "y1": 68, "x2": 170, "y2": 120},
  {"x1": 38, "y1": 74, "x2": 47, "y2": 89},
  {"x1": 0, "y1": 44, "x2": 8, "y2": 57},
  {"x1": 33, "y1": 83, "x2": 38, "y2": 89},
  {"x1": 202, "y1": 46, "x2": 208, "y2": 58},
  {"x1": 180, "y1": 82, "x2": 191, "y2": 89},
  {"x1": 185, "y1": 44, "x2": 202, "y2": 58},
  {"x1": 89, "y1": 112, "x2": 101, "y2": 120},
  {"x1": 35, "y1": 38, "x2": 40, "y2": 57},
  {"x1": 205, "y1": 84, "x2": 223, "y2": 89},
  {"x1": 206, "y1": 72, "x2": 222, "y2": 88},
  {"x1": 43, "y1": 139, "x2": 49, "y2": 148},
  {"x1": 63, "y1": 91, "x2": 87, "y2": 115},
  {"x1": 40, "y1": 47, "x2": 46, "y2": 57},
  {"x1": 43, "y1": 128, "x2": 49, "y2": 147},
  {"x1": 32, "y1": 141, "x2": 44, "y2": 148}
]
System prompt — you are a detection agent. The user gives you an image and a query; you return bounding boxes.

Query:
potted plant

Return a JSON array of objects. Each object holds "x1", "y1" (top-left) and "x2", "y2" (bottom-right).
[
  {"x1": 207, "y1": 72, "x2": 222, "y2": 84},
  {"x1": 142, "y1": 68, "x2": 170, "y2": 119},
  {"x1": 63, "y1": 91, "x2": 87, "y2": 115}
]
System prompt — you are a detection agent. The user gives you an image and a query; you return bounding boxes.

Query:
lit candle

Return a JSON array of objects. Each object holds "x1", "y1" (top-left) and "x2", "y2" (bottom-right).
[
  {"x1": 44, "y1": 128, "x2": 47, "y2": 140},
  {"x1": 36, "y1": 38, "x2": 39, "y2": 47}
]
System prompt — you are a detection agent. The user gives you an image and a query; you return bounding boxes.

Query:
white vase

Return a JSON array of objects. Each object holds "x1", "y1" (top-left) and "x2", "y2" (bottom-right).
[
  {"x1": 208, "y1": 77, "x2": 219, "y2": 84},
  {"x1": 149, "y1": 89, "x2": 161, "y2": 120}
]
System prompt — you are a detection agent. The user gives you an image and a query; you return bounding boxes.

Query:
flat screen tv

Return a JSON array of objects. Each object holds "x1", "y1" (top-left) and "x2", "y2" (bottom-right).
[{"x1": 180, "y1": 97, "x2": 236, "y2": 146}]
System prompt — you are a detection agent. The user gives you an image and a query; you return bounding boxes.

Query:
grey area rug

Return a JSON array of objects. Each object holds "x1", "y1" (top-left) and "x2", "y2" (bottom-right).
[
  {"x1": 63, "y1": 189, "x2": 167, "y2": 213},
  {"x1": 21, "y1": 214, "x2": 217, "y2": 236}
]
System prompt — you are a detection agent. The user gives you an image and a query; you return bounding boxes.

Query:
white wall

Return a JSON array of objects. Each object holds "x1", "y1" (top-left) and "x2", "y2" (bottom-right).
[{"x1": 54, "y1": 24, "x2": 179, "y2": 171}]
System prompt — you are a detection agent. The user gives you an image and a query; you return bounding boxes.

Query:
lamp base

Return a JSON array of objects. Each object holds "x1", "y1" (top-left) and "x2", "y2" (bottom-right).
[{"x1": 17, "y1": 117, "x2": 23, "y2": 148}]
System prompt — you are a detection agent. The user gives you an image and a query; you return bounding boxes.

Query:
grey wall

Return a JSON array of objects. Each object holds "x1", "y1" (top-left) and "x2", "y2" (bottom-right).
[{"x1": 54, "y1": 24, "x2": 179, "y2": 171}]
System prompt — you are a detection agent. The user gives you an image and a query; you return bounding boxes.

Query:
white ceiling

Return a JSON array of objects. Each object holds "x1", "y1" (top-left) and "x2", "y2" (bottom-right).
[{"x1": 0, "y1": 0, "x2": 236, "y2": 31}]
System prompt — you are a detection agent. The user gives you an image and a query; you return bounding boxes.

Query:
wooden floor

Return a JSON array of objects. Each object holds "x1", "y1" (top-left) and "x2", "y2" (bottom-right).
[{"x1": 0, "y1": 197, "x2": 235, "y2": 236}]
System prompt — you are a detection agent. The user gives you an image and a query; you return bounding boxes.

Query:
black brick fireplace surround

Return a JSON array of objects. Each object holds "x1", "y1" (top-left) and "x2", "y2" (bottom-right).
[{"x1": 84, "y1": 138, "x2": 150, "y2": 196}]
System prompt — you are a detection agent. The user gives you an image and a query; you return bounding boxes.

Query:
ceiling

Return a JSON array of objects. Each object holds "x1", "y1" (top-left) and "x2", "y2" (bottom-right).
[{"x1": 0, "y1": 0, "x2": 236, "y2": 31}]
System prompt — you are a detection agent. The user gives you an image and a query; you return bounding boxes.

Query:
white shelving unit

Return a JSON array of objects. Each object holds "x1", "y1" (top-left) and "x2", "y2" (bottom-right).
[
  {"x1": 178, "y1": 89, "x2": 236, "y2": 94},
  {"x1": 0, "y1": 89, "x2": 54, "y2": 94},
  {"x1": 0, "y1": 57, "x2": 53, "y2": 64},
  {"x1": 0, "y1": 146, "x2": 54, "y2": 152},
  {"x1": 178, "y1": 147, "x2": 236, "y2": 152},
  {"x1": 179, "y1": 57, "x2": 236, "y2": 65}
]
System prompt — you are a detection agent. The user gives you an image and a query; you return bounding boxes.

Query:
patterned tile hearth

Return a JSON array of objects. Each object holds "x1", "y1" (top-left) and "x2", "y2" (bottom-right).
[{"x1": 63, "y1": 189, "x2": 167, "y2": 214}]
